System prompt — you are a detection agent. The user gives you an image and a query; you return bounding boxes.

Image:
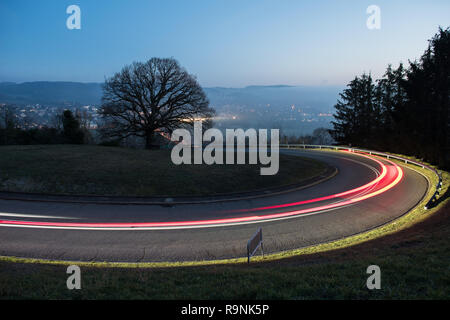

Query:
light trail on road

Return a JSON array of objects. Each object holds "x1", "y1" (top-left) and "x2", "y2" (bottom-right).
[{"x1": 0, "y1": 152, "x2": 403, "y2": 230}]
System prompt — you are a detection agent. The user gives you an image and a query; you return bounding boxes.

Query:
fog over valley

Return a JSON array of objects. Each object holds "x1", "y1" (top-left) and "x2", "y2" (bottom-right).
[{"x1": 0, "y1": 82, "x2": 343, "y2": 136}]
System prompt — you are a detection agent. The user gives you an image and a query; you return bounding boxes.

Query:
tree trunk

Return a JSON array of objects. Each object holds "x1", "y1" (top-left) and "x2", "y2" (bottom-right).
[{"x1": 145, "y1": 131, "x2": 156, "y2": 149}]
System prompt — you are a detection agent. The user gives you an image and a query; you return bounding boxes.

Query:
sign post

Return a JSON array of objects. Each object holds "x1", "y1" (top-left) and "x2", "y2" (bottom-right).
[{"x1": 247, "y1": 228, "x2": 263, "y2": 263}]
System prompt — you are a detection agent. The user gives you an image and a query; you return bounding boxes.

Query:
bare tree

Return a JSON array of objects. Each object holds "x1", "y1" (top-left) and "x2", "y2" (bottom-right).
[
  {"x1": 50, "y1": 112, "x2": 63, "y2": 131},
  {"x1": 98, "y1": 58, "x2": 215, "y2": 148},
  {"x1": 0, "y1": 104, "x2": 17, "y2": 129},
  {"x1": 312, "y1": 127, "x2": 335, "y2": 145},
  {"x1": 0, "y1": 105, "x2": 17, "y2": 145},
  {"x1": 75, "y1": 108, "x2": 93, "y2": 130}
]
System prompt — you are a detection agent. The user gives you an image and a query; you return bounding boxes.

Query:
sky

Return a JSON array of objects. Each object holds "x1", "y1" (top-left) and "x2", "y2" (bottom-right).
[{"x1": 0, "y1": 0, "x2": 449, "y2": 87}]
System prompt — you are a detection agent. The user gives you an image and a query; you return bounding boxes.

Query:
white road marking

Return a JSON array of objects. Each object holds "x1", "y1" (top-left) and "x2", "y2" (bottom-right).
[
  {"x1": 0, "y1": 204, "x2": 356, "y2": 231},
  {"x1": 0, "y1": 212, "x2": 78, "y2": 220}
]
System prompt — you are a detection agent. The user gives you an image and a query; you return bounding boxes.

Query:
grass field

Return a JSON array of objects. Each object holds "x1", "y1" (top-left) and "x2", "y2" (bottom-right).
[{"x1": 0, "y1": 145, "x2": 328, "y2": 196}]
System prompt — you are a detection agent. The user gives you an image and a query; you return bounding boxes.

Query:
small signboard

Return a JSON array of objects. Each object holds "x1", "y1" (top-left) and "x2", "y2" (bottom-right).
[{"x1": 247, "y1": 228, "x2": 263, "y2": 263}]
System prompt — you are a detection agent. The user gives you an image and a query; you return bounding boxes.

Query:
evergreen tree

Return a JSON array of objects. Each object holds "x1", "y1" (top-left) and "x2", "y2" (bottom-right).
[
  {"x1": 62, "y1": 110, "x2": 84, "y2": 144},
  {"x1": 331, "y1": 73, "x2": 378, "y2": 147},
  {"x1": 375, "y1": 63, "x2": 407, "y2": 150},
  {"x1": 332, "y1": 27, "x2": 449, "y2": 168},
  {"x1": 403, "y1": 27, "x2": 450, "y2": 167}
]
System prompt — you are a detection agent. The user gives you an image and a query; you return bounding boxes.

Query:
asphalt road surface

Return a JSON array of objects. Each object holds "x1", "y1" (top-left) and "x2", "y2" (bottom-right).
[{"x1": 0, "y1": 149, "x2": 428, "y2": 262}]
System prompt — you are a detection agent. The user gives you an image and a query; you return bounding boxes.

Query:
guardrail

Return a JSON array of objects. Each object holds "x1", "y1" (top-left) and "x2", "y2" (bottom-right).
[{"x1": 280, "y1": 144, "x2": 443, "y2": 210}]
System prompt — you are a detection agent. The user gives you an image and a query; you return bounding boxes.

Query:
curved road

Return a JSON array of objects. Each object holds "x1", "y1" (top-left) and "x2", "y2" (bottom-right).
[{"x1": 0, "y1": 149, "x2": 428, "y2": 263}]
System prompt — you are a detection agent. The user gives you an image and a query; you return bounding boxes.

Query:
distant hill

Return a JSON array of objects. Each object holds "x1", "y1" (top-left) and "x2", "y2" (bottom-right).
[
  {"x1": 0, "y1": 81, "x2": 342, "y2": 112},
  {"x1": 0, "y1": 81, "x2": 103, "y2": 106},
  {"x1": 204, "y1": 85, "x2": 342, "y2": 112}
]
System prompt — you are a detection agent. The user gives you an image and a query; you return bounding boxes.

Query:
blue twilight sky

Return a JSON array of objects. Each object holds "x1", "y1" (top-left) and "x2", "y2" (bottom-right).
[{"x1": 0, "y1": 0, "x2": 449, "y2": 87}]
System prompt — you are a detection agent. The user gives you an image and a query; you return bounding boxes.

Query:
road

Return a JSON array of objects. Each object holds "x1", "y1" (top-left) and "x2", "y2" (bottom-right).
[{"x1": 0, "y1": 149, "x2": 428, "y2": 263}]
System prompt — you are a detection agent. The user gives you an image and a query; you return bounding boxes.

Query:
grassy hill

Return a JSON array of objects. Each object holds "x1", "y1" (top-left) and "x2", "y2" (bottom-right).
[{"x1": 0, "y1": 145, "x2": 329, "y2": 197}]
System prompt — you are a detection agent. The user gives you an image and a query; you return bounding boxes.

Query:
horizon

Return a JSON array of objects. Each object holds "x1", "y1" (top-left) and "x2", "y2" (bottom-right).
[
  {"x1": 1, "y1": 0, "x2": 449, "y2": 87},
  {"x1": 0, "y1": 80, "x2": 345, "y2": 89}
]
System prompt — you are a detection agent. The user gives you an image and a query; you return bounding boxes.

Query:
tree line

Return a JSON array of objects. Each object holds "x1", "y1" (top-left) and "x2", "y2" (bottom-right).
[
  {"x1": 280, "y1": 127, "x2": 335, "y2": 145},
  {"x1": 0, "y1": 108, "x2": 89, "y2": 146},
  {"x1": 331, "y1": 27, "x2": 450, "y2": 168}
]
